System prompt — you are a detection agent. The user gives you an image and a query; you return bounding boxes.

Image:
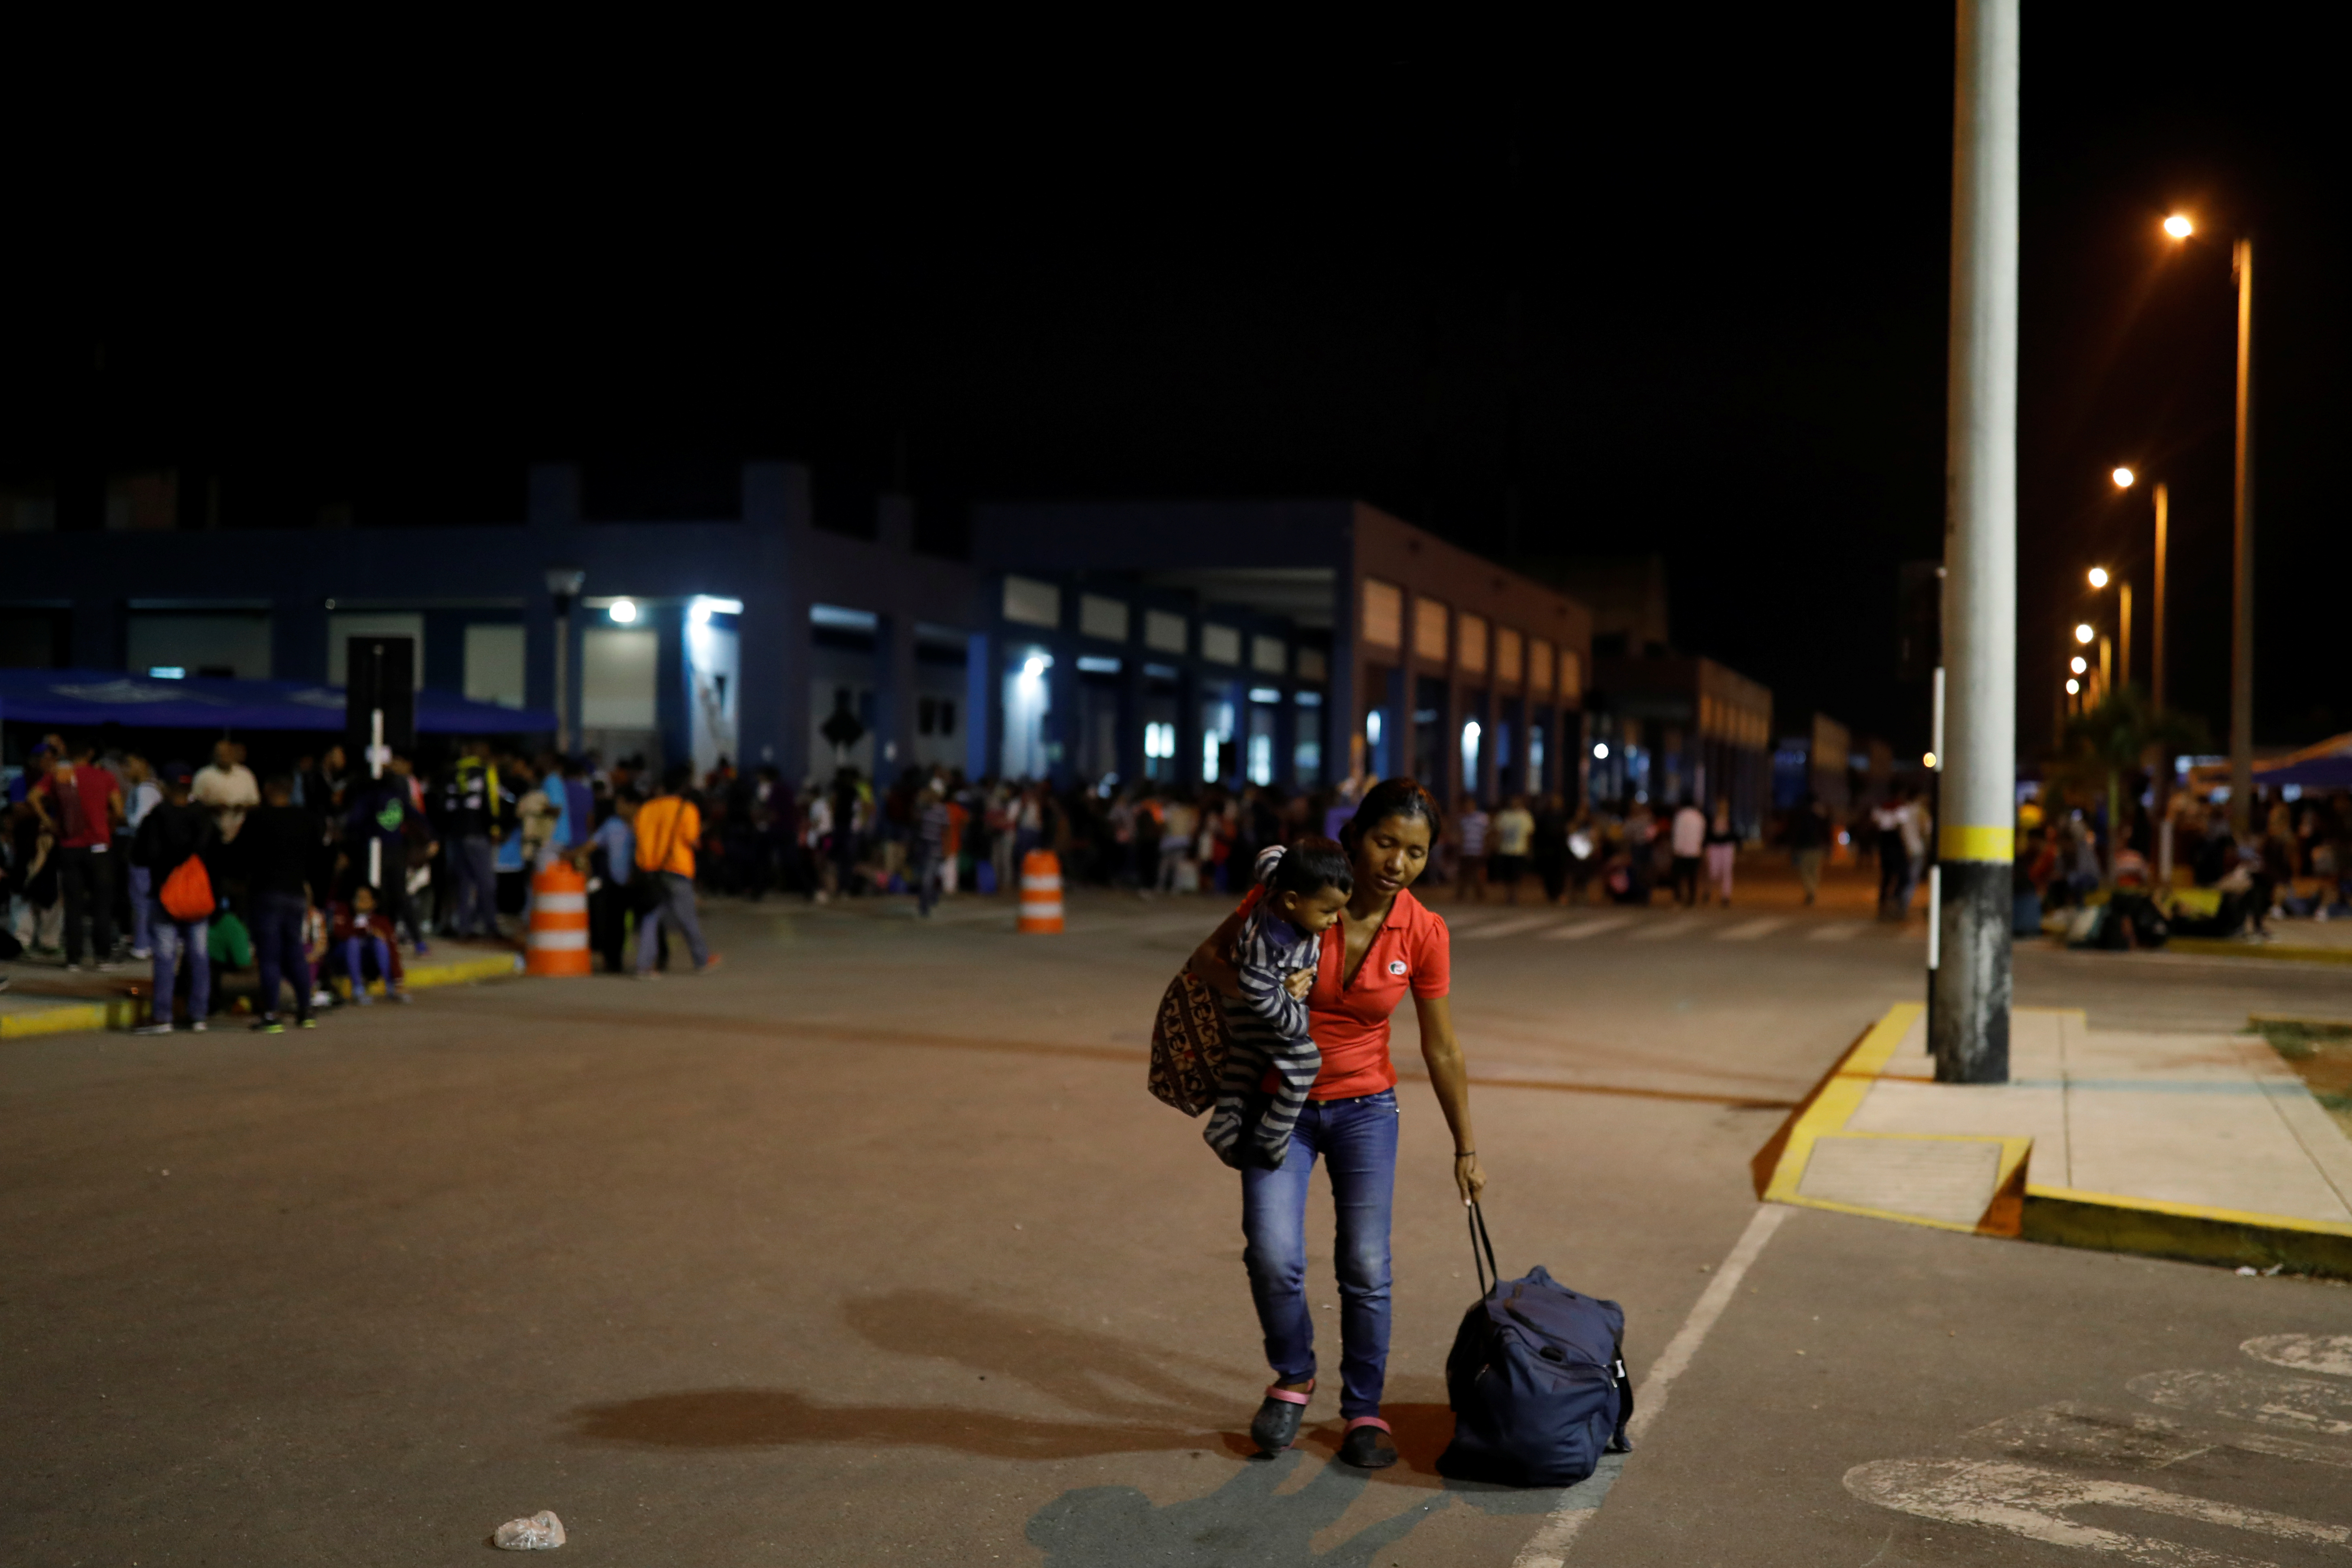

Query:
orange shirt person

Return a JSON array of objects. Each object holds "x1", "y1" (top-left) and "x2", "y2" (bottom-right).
[{"x1": 631, "y1": 765, "x2": 718, "y2": 976}]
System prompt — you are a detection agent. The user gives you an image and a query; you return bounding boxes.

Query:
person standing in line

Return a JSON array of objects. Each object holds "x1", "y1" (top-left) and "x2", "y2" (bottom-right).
[
  {"x1": 438, "y1": 741, "x2": 504, "y2": 939},
  {"x1": 914, "y1": 783, "x2": 951, "y2": 918},
  {"x1": 1870, "y1": 794, "x2": 1907, "y2": 919},
  {"x1": 633, "y1": 765, "x2": 718, "y2": 977},
  {"x1": 30, "y1": 740, "x2": 124, "y2": 972},
  {"x1": 1895, "y1": 788, "x2": 1932, "y2": 919},
  {"x1": 587, "y1": 789, "x2": 640, "y2": 973},
  {"x1": 1489, "y1": 795, "x2": 1535, "y2": 904},
  {"x1": 1786, "y1": 793, "x2": 1830, "y2": 906},
  {"x1": 122, "y1": 752, "x2": 163, "y2": 960},
  {"x1": 1668, "y1": 797, "x2": 1707, "y2": 907},
  {"x1": 130, "y1": 763, "x2": 220, "y2": 1035},
  {"x1": 192, "y1": 739, "x2": 260, "y2": 844},
  {"x1": 236, "y1": 774, "x2": 325, "y2": 1032},
  {"x1": 1703, "y1": 797, "x2": 1739, "y2": 906},
  {"x1": 1160, "y1": 792, "x2": 1199, "y2": 894},
  {"x1": 1455, "y1": 799, "x2": 1490, "y2": 902},
  {"x1": 345, "y1": 754, "x2": 435, "y2": 953}
]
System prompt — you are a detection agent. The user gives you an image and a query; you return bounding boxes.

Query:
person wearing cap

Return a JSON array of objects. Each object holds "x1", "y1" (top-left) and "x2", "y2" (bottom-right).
[{"x1": 130, "y1": 763, "x2": 223, "y2": 1035}]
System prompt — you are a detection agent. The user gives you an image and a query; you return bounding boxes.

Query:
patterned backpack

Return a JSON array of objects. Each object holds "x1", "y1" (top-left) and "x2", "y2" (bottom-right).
[{"x1": 1147, "y1": 968, "x2": 1230, "y2": 1115}]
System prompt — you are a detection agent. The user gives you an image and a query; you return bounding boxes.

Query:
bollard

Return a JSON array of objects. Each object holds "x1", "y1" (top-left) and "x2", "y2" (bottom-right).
[
  {"x1": 1017, "y1": 850, "x2": 1064, "y2": 934},
  {"x1": 526, "y1": 861, "x2": 593, "y2": 976}
]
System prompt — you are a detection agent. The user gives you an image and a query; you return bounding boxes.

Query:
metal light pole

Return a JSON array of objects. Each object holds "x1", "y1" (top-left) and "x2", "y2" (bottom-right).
[
  {"x1": 547, "y1": 567, "x2": 585, "y2": 754},
  {"x1": 2151, "y1": 481, "x2": 2168, "y2": 708},
  {"x1": 1932, "y1": 0, "x2": 2018, "y2": 1085},
  {"x1": 2228, "y1": 239, "x2": 2256, "y2": 833}
]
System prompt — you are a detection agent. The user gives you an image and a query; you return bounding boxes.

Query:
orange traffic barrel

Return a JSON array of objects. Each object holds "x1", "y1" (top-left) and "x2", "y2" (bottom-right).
[
  {"x1": 1017, "y1": 850, "x2": 1064, "y2": 934},
  {"x1": 526, "y1": 861, "x2": 592, "y2": 975}
]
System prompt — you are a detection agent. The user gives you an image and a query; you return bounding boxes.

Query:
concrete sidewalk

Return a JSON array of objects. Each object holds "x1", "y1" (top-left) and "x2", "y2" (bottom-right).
[
  {"x1": 1756, "y1": 1003, "x2": 2352, "y2": 1276},
  {"x1": 0, "y1": 942, "x2": 524, "y2": 1034}
]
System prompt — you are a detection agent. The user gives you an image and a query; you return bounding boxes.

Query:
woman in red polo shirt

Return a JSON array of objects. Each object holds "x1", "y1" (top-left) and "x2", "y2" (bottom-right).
[{"x1": 1188, "y1": 777, "x2": 1483, "y2": 1471}]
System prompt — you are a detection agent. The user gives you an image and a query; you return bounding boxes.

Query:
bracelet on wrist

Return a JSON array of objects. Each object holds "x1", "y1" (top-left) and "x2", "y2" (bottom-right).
[{"x1": 1455, "y1": 1150, "x2": 1476, "y2": 1158}]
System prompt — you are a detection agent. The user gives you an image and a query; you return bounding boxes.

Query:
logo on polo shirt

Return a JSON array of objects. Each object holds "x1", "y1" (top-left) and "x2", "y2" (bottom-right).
[{"x1": 1387, "y1": 959, "x2": 1408, "y2": 975}]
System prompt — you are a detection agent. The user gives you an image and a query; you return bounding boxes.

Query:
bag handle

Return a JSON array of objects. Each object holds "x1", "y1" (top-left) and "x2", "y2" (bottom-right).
[{"x1": 1466, "y1": 1198, "x2": 1500, "y2": 1296}]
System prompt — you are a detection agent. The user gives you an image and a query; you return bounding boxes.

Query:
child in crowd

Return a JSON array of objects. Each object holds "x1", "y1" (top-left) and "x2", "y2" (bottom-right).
[
  {"x1": 1203, "y1": 838, "x2": 1354, "y2": 1171},
  {"x1": 326, "y1": 881, "x2": 409, "y2": 1004}
]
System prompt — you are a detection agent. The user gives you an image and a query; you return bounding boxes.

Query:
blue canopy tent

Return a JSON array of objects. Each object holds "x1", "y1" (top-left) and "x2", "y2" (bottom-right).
[
  {"x1": 0, "y1": 669, "x2": 555, "y2": 735},
  {"x1": 2254, "y1": 751, "x2": 2352, "y2": 792}
]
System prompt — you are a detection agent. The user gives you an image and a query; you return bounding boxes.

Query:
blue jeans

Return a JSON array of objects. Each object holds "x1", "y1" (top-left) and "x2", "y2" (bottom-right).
[
  {"x1": 128, "y1": 864, "x2": 153, "y2": 953},
  {"x1": 450, "y1": 835, "x2": 500, "y2": 936},
  {"x1": 1240, "y1": 1089, "x2": 1399, "y2": 1419},
  {"x1": 150, "y1": 904, "x2": 211, "y2": 1022},
  {"x1": 251, "y1": 891, "x2": 313, "y2": 1017}
]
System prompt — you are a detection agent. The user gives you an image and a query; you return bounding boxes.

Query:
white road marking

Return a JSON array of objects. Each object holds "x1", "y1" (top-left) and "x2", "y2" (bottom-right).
[
  {"x1": 1459, "y1": 914, "x2": 1561, "y2": 940},
  {"x1": 1523, "y1": 1203, "x2": 1788, "y2": 1566},
  {"x1": 2130, "y1": 1368, "x2": 2352, "y2": 1436},
  {"x1": 1845, "y1": 1457, "x2": 2350, "y2": 1560},
  {"x1": 1972, "y1": 1399, "x2": 2352, "y2": 1471},
  {"x1": 1543, "y1": 916, "x2": 1638, "y2": 941},
  {"x1": 1717, "y1": 917, "x2": 1790, "y2": 941},
  {"x1": 2243, "y1": 1333, "x2": 2352, "y2": 1378},
  {"x1": 1627, "y1": 915, "x2": 1705, "y2": 942},
  {"x1": 1808, "y1": 922, "x2": 1868, "y2": 941}
]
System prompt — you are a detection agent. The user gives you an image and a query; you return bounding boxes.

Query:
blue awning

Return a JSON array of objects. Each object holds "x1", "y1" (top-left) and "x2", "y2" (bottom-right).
[{"x1": 0, "y1": 669, "x2": 554, "y2": 735}]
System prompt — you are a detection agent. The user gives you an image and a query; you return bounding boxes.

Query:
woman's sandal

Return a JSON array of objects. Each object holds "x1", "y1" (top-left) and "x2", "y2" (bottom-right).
[
  {"x1": 1337, "y1": 1416, "x2": 1398, "y2": 1470},
  {"x1": 1249, "y1": 1380, "x2": 1314, "y2": 1454}
]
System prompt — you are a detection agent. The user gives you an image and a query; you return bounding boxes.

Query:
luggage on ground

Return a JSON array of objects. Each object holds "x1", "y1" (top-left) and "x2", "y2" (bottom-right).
[{"x1": 1438, "y1": 1202, "x2": 1633, "y2": 1487}]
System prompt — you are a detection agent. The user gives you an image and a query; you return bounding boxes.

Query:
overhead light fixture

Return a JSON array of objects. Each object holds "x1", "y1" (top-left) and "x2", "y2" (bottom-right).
[
  {"x1": 2066, "y1": 678, "x2": 2081, "y2": 694},
  {"x1": 1593, "y1": 742, "x2": 1610, "y2": 760},
  {"x1": 2075, "y1": 623, "x2": 2095, "y2": 645},
  {"x1": 608, "y1": 599, "x2": 639, "y2": 624},
  {"x1": 2071, "y1": 656, "x2": 2087, "y2": 675},
  {"x1": 2087, "y1": 567, "x2": 2110, "y2": 589},
  {"x1": 2162, "y1": 214, "x2": 2193, "y2": 239},
  {"x1": 2111, "y1": 467, "x2": 2135, "y2": 489}
]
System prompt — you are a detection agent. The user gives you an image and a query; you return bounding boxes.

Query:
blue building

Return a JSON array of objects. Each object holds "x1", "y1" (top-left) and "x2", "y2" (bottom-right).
[{"x1": 4, "y1": 466, "x2": 1594, "y2": 806}]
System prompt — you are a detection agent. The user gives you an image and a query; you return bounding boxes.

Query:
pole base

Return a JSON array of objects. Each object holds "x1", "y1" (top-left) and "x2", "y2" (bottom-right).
[{"x1": 1930, "y1": 859, "x2": 2012, "y2": 1083}]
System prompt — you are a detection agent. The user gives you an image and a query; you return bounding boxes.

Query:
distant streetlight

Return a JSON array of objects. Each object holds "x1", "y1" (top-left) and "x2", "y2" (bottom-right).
[
  {"x1": 2066, "y1": 679, "x2": 2080, "y2": 695},
  {"x1": 2112, "y1": 466, "x2": 2135, "y2": 488},
  {"x1": 2087, "y1": 566, "x2": 2109, "y2": 589},
  {"x1": 1922, "y1": 752, "x2": 1938, "y2": 769},
  {"x1": 2071, "y1": 656, "x2": 2087, "y2": 675},
  {"x1": 2163, "y1": 214, "x2": 2194, "y2": 240},
  {"x1": 2074, "y1": 623, "x2": 2095, "y2": 645},
  {"x1": 608, "y1": 598, "x2": 639, "y2": 624}
]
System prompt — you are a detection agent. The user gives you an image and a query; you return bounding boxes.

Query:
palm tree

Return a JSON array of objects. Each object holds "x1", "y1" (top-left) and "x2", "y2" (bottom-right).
[{"x1": 2055, "y1": 688, "x2": 2209, "y2": 886}]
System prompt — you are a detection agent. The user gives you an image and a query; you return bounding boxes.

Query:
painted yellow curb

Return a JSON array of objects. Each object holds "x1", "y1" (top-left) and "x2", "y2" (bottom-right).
[
  {"x1": 333, "y1": 951, "x2": 525, "y2": 1001},
  {"x1": 0, "y1": 1000, "x2": 112, "y2": 1039},
  {"x1": 1752, "y1": 1002, "x2": 2352, "y2": 1276}
]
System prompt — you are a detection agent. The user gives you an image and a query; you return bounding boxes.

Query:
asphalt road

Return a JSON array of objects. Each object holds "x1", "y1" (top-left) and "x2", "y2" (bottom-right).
[{"x1": 4, "y1": 876, "x2": 2349, "y2": 1566}]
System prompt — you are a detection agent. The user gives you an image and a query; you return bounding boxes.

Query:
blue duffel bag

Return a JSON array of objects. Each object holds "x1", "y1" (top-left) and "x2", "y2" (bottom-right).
[{"x1": 1437, "y1": 1203, "x2": 1634, "y2": 1487}]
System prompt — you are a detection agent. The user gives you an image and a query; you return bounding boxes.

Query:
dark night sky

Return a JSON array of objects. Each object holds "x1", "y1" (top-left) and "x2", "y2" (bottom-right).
[{"x1": 9, "y1": 11, "x2": 2343, "y2": 756}]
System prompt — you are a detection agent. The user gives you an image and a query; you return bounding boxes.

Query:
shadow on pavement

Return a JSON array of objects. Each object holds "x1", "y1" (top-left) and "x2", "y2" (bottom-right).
[{"x1": 565, "y1": 1290, "x2": 1504, "y2": 1493}]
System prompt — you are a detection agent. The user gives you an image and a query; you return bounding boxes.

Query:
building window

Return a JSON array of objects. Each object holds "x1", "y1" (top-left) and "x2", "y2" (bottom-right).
[
  {"x1": 1079, "y1": 594, "x2": 1130, "y2": 642},
  {"x1": 463, "y1": 624, "x2": 526, "y2": 709},
  {"x1": 1251, "y1": 634, "x2": 1286, "y2": 674},
  {"x1": 1457, "y1": 613, "x2": 1488, "y2": 675},
  {"x1": 1495, "y1": 626, "x2": 1523, "y2": 686},
  {"x1": 1361, "y1": 579, "x2": 1403, "y2": 649},
  {"x1": 1559, "y1": 649, "x2": 1583, "y2": 704},
  {"x1": 1201, "y1": 624, "x2": 1242, "y2": 665},
  {"x1": 1296, "y1": 646, "x2": 1328, "y2": 682},
  {"x1": 1003, "y1": 575, "x2": 1062, "y2": 628},
  {"x1": 1144, "y1": 609, "x2": 1189, "y2": 654},
  {"x1": 1528, "y1": 637, "x2": 1555, "y2": 697},
  {"x1": 1414, "y1": 598, "x2": 1450, "y2": 663}
]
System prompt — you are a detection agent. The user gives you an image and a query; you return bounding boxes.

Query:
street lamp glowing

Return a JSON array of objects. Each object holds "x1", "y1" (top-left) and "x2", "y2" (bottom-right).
[
  {"x1": 1593, "y1": 742, "x2": 1610, "y2": 760},
  {"x1": 2087, "y1": 566, "x2": 2109, "y2": 589},
  {"x1": 2071, "y1": 655, "x2": 2088, "y2": 675},
  {"x1": 2112, "y1": 466, "x2": 2135, "y2": 489},
  {"x1": 1922, "y1": 752, "x2": 1937, "y2": 769},
  {"x1": 2066, "y1": 678, "x2": 2081, "y2": 695},
  {"x1": 2163, "y1": 214, "x2": 2193, "y2": 240},
  {"x1": 2075, "y1": 623, "x2": 2095, "y2": 645},
  {"x1": 608, "y1": 598, "x2": 638, "y2": 624}
]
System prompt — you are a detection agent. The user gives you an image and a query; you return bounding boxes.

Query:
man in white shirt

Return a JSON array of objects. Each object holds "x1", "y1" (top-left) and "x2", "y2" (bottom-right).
[
  {"x1": 1669, "y1": 799, "x2": 1708, "y2": 906},
  {"x1": 191, "y1": 739, "x2": 260, "y2": 843},
  {"x1": 1891, "y1": 790, "x2": 1932, "y2": 918}
]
